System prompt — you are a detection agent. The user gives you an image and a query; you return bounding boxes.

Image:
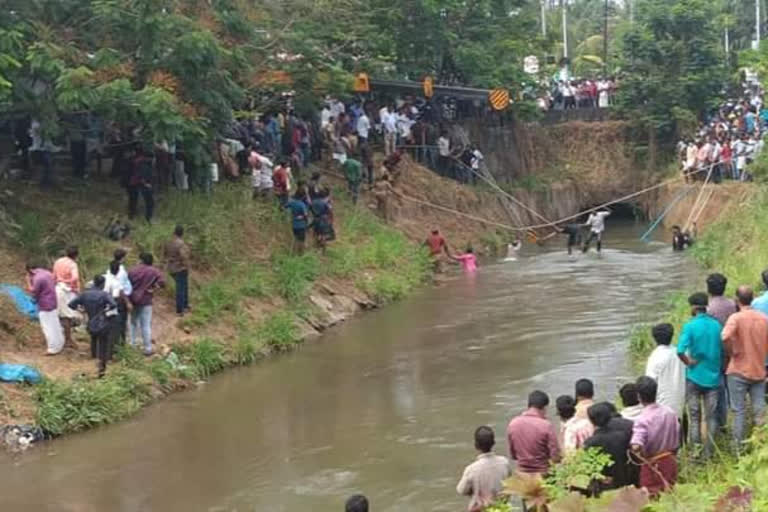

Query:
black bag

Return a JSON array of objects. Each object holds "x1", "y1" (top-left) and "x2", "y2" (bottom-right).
[{"x1": 87, "y1": 310, "x2": 110, "y2": 336}]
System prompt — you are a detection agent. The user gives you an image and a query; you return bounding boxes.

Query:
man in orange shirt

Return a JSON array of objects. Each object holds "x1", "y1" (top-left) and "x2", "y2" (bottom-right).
[
  {"x1": 52, "y1": 246, "x2": 81, "y2": 348},
  {"x1": 721, "y1": 285, "x2": 768, "y2": 449}
]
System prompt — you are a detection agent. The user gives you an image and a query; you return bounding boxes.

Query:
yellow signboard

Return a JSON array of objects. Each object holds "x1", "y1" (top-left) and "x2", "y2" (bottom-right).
[
  {"x1": 353, "y1": 72, "x2": 370, "y2": 92},
  {"x1": 489, "y1": 88, "x2": 510, "y2": 110},
  {"x1": 423, "y1": 76, "x2": 434, "y2": 98}
]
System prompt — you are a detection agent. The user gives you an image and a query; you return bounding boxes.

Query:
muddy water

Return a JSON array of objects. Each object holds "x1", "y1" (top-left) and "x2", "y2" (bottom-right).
[{"x1": 0, "y1": 221, "x2": 694, "y2": 512}]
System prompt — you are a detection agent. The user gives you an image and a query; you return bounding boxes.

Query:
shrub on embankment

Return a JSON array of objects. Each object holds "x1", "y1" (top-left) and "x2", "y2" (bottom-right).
[
  {"x1": 625, "y1": 186, "x2": 768, "y2": 510},
  {"x1": 1, "y1": 178, "x2": 430, "y2": 434}
]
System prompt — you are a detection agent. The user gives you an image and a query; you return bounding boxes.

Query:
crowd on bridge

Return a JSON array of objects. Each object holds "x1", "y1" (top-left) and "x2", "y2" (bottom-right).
[
  {"x1": 340, "y1": 268, "x2": 768, "y2": 511},
  {"x1": 537, "y1": 76, "x2": 619, "y2": 112},
  {"x1": 677, "y1": 90, "x2": 768, "y2": 183}
]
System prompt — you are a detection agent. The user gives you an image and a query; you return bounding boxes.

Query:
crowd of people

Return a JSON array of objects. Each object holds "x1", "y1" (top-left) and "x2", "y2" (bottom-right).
[
  {"x1": 677, "y1": 93, "x2": 768, "y2": 183},
  {"x1": 339, "y1": 268, "x2": 768, "y2": 512},
  {"x1": 537, "y1": 77, "x2": 619, "y2": 112},
  {"x1": 24, "y1": 227, "x2": 194, "y2": 376}
]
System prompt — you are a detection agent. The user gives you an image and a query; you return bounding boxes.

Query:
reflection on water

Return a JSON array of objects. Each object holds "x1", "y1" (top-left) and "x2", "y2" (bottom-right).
[{"x1": 0, "y1": 221, "x2": 695, "y2": 511}]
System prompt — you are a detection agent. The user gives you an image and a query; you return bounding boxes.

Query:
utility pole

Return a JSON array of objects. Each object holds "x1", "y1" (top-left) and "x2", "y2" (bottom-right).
[
  {"x1": 562, "y1": 0, "x2": 568, "y2": 58},
  {"x1": 541, "y1": 0, "x2": 547, "y2": 36},
  {"x1": 603, "y1": 0, "x2": 609, "y2": 75},
  {"x1": 757, "y1": 0, "x2": 761, "y2": 47}
]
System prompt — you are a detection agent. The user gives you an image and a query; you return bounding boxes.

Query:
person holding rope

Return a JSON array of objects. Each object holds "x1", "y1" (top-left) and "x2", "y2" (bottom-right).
[
  {"x1": 629, "y1": 376, "x2": 680, "y2": 497},
  {"x1": 582, "y1": 209, "x2": 611, "y2": 254}
]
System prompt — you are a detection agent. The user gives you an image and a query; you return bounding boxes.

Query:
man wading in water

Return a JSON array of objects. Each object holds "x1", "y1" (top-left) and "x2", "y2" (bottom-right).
[{"x1": 582, "y1": 209, "x2": 611, "y2": 253}]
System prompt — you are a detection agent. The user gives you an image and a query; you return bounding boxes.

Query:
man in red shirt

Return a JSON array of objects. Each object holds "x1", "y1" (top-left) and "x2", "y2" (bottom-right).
[
  {"x1": 507, "y1": 390, "x2": 561, "y2": 475},
  {"x1": 424, "y1": 229, "x2": 450, "y2": 272},
  {"x1": 273, "y1": 160, "x2": 290, "y2": 207}
]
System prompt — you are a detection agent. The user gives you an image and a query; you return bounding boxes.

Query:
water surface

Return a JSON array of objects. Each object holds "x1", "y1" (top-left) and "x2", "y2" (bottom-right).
[{"x1": 0, "y1": 221, "x2": 694, "y2": 511}]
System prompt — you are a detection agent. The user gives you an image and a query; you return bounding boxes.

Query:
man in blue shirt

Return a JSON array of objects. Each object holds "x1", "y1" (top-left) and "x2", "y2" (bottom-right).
[
  {"x1": 749, "y1": 269, "x2": 768, "y2": 378},
  {"x1": 677, "y1": 292, "x2": 722, "y2": 458},
  {"x1": 285, "y1": 192, "x2": 309, "y2": 254},
  {"x1": 750, "y1": 270, "x2": 768, "y2": 317}
]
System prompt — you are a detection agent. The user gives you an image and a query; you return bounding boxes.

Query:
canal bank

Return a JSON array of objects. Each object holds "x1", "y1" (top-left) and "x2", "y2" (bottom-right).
[{"x1": 0, "y1": 220, "x2": 698, "y2": 510}]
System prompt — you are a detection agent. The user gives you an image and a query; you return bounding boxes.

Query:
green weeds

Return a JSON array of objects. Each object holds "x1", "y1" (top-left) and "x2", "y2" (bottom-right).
[
  {"x1": 256, "y1": 312, "x2": 299, "y2": 349},
  {"x1": 35, "y1": 368, "x2": 152, "y2": 435}
]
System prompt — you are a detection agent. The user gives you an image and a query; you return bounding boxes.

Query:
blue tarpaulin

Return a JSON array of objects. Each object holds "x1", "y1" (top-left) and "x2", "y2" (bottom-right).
[
  {"x1": 0, "y1": 363, "x2": 42, "y2": 384},
  {"x1": 0, "y1": 284, "x2": 39, "y2": 320}
]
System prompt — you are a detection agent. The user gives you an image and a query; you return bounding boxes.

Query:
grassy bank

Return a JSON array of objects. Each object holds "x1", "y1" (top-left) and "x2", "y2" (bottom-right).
[
  {"x1": 626, "y1": 186, "x2": 768, "y2": 510},
  {"x1": 0, "y1": 177, "x2": 431, "y2": 435}
]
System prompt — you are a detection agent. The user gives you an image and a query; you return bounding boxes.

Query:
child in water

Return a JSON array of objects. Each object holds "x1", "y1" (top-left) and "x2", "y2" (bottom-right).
[
  {"x1": 505, "y1": 236, "x2": 522, "y2": 261},
  {"x1": 452, "y1": 246, "x2": 478, "y2": 273}
]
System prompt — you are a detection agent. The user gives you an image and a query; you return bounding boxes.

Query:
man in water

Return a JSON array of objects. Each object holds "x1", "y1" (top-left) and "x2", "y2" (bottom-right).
[
  {"x1": 456, "y1": 426, "x2": 510, "y2": 512},
  {"x1": 505, "y1": 236, "x2": 522, "y2": 261},
  {"x1": 672, "y1": 224, "x2": 695, "y2": 251},
  {"x1": 582, "y1": 209, "x2": 611, "y2": 253},
  {"x1": 425, "y1": 229, "x2": 450, "y2": 272},
  {"x1": 560, "y1": 224, "x2": 583, "y2": 255}
]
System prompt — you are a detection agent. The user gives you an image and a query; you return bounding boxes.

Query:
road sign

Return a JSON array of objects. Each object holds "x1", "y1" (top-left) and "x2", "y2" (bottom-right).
[
  {"x1": 524, "y1": 55, "x2": 539, "y2": 74},
  {"x1": 489, "y1": 88, "x2": 510, "y2": 110},
  {"x1": 423, "y1": 76, "x2": 434, "y2": 98},
  {"x1": 353, "y1": 72, "x2": 370, "y2": 92}
]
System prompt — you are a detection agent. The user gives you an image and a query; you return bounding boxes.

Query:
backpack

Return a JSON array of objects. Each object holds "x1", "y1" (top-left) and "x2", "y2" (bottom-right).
[{"x1": 87, "y1": 309, "x2": 111, "y2": 336}]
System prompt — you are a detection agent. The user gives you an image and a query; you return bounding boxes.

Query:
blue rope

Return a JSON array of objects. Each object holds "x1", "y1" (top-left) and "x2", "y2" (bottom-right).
[{"x1": 640, "y1": 186, "x2": 694, "y2": 242}]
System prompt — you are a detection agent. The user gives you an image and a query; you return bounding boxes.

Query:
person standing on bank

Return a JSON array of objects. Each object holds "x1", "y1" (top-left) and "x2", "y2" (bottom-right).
[
  {"x1": 285, "y1": 191, "x2": 310, "y2": 254},
  {"x1": 456, "y1": 426, "x2": 511, "y2": 512},
  {"x1": 68, "y1": 275, "x2": 117, "y2": 377},
  {"x1": 645, "y1": 323, "x2": 686, "y2": 420},
  {"x1": 705, "y1": 272, "x2": 737, "y2": 432},
  {"x1": 677, "y1": 293, "x2": 722, "y2": 458},
  {"x1": 164, "y1": 225, "x2": 191, "y2": 317},
  {"x1": 52, "y1": 245, "x2": 81, "y2": 349},
  {"x1": 342, "y1": 157, "x2": 362, "y2": 205},
  {"x1": 721, "y1": 285, "x2": 768, "y2": 451},
  {"x1": 127, "y1": 146, "x2": 155, "y2": 223},
  {"x1": 26, "y1": 261, "x2": 65, "y2": 355},
  {"x1": 128, "y1": 253, "x2": 165, "y2": 356}
]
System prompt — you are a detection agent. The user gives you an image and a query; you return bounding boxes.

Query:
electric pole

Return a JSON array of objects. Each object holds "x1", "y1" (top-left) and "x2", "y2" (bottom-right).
[{"x1": 562, "y1": 0, "x2": 568, "y2": 58}]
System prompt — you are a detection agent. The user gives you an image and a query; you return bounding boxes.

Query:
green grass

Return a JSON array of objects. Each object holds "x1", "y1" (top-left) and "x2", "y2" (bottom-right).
[
  {"x1": 187, "y1": 338, "x2": 227, "y2": 379},
  {"x1": 35, "y1": 368, "x2": 152, "y2": 435},
  {"x1": 271, "y1": 252, "x2": 321, "y2": 301},
  {"x1": 256, "y1": 312, "x2": 299, "y2": 349}
]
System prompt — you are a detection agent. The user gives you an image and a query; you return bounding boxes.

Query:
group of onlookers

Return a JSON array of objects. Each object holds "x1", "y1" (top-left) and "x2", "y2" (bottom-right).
[
  {"x1": 25, "y1": 227, "x2": 195, "y2": 376},
  {"x1": 678, "y1": 93, "x2": 768, "y2": 182},
  {"x1": 538, "y1": 77, "x2": 618, "y2": 111}
]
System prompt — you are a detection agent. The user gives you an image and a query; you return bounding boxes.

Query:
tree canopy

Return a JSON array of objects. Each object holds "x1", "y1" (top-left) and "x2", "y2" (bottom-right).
[{"x1": 0, "y1": 0, "x2": 759, "y2": 149}]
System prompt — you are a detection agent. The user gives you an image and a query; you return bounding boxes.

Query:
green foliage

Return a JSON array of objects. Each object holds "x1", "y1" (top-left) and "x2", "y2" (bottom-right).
[
  {"x1": 543, "y1": 447, "x2": 613, "y2": 501},
  {"x1": 187, "y1": 338, "x2": 227, "y2": 379},
  {"x1": 233, "y1": 335, "x2": 259, "y2": 365},
  {"x1": 256, "y1": 312, "x2": 299, "y2": 349},
  {"x1": 272, "y1": 252, "x2": 320, "y2": 301},
  {"x1": 35, "y1": 370, "x2": 152, "y2": 435},
  {"x1": 615, "y1": 0, "x2": 727, "y2": 136}
]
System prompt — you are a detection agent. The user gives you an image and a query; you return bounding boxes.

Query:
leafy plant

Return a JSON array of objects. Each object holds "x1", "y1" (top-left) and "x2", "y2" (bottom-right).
[
  {"x1": 543, "y1": 447, "x2": 613, "y2": 501},
  {"x1": 188, "y1": 338, "x2": 227, "y2": 379},
  {"x1": 256, "y1": 312, "x2": 299, "y2": 349}
]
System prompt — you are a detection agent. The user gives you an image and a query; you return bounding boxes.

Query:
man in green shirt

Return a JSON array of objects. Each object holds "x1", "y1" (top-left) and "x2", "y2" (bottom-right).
[
  {"x1": 342, "y1": 158, "x2": 362, "y2": 204},
  {"x1": 677, "y1": 292, "x2": 722, "y2": 458}
]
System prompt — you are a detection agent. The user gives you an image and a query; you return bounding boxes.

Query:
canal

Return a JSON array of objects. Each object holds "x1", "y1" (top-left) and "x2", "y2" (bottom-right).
[{"x1": 0, "y1": 221, "x2": 695, "y2": 511}]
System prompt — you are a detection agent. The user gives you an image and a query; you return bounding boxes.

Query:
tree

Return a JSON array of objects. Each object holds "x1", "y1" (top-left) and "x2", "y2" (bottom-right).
[{"x1": 615, "y1": 0, "x2": 727, "y2": 137}]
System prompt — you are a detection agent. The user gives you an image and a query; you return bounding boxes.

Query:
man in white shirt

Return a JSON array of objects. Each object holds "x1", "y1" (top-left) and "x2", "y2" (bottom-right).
[
  {"x1": 356, "y1": 111, "x2": 371, "y2": 143},
  {"x1": 645, "y1": 323, "x2": 685, "y2": 419},
  {"x1": 320, "y1": 104, "x2": 331, "y2": 129},
  {"x1": 437, "y1": 132, "x2": 451, "y2": 177},
  {"x1": 581, "y1": 209, "x2": 611, "y2": 253},
  {"x1": 382, "y1": 106, "x2": 397, "y2": 156},
  {"x1": 456, "y1": 426, "x2": 510, "y2": 512}
]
